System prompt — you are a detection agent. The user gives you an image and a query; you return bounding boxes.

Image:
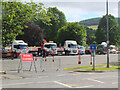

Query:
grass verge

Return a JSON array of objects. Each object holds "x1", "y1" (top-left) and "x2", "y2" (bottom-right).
[
  {"x1": 75, "y1": 66, "x2": 120, "y2": 71},
  {"x1": 64, "y1": 63, "x2": 120, "y2": 71},
  {"x1": 64, "y1": 64, "x2": 107, "y2": 70}
]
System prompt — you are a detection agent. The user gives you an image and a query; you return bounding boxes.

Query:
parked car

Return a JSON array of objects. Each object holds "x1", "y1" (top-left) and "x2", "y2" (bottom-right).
[{"x1": 77, "y1": 45, "x2": 85, "y2": 55}]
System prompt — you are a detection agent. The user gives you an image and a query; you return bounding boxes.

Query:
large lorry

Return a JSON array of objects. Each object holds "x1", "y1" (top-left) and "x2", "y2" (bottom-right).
[
  {"x1": 2, "y1": 40, "x2": 29, "y2": 58},
  {"x1": 44, "y1": 41, "x2": 57, "y2": 55},
  {"x1": 64, "y1": 40, "x2": 78, "y2": 55}
]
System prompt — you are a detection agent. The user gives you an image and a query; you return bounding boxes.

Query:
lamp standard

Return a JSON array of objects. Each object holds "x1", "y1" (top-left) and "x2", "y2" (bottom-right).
[{"x1": 106, "y1": 0, "x2": 109, "y2": 68}]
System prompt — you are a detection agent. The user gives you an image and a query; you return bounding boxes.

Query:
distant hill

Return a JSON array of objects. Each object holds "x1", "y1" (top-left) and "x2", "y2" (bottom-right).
[{"x1": 79, "y1": 17, "x2": 119, "y2": 26}]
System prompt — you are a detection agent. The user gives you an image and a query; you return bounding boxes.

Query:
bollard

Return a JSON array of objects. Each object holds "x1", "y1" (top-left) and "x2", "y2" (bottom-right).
[
  {"x1": 52, "y1": 49, "x2": 55, "y2": 62},
  {"x1": 35, "y1": 54, "x2": 37, "y2": 61},
  {"x1": 45, "y1": 53, "x2": 47, "y2": 62},
  {"x1": 90, "y1": 56, "x2": 92, "y2": 65},
  {"x1": 78, "y1": 50, "x2": 81, "y2": 64}
]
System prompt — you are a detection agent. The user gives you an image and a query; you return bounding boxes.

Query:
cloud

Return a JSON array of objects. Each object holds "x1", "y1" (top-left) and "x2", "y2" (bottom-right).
[
  {"x1": 20, "y1": 0, "x2": 120, "y2": 3},
  {"x1": 43, "y1": 2, "x2": 118, "y2": 22}
]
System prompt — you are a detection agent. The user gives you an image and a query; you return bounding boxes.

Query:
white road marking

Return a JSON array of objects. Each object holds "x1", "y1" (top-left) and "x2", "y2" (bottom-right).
[
  {"x1": 84, "y1": 76, "x2": 116, "y2": 79},
  {"x1": 85, "y1": 78, "x2": 104, "y2": 84},
  {"x1": 2, "y1": 81, "x2": 52, "y2": 86},
  {"x1": 53, "y1": 81, "x2": 72, "y2": 88},
  {"x1": 112, "y1": 82, "x2": 118, "y2": 84},
  {"x1": 76, "y1": 85, "x2": 94, "y2": 88}
]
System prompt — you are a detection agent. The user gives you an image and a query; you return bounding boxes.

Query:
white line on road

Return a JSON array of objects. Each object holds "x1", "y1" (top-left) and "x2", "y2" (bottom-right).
[
  {"x1": 112, "y1": 82, "x2": 118, "y2": 84},
  {"x1": 53, "y1": 81, "x2": 72, "y2": 88},
  {"x1": 85, "y1": 78, "x2": 104, "y2": 84},
  {"x1": 76, "y1": 85, "x2": 94, "y2": 88},
  {"x1": 53, "y1": 81, "x2": 94, "y2": 88}
]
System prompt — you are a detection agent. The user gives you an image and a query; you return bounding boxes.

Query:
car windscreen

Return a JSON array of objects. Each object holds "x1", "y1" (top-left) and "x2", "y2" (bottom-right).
[
  {"x1": 71, "y1": 44, "x2": 77, "y2": 48},
  {"x1": 44, "y1": 45, "x2": 50, "y2": 48},
  {"x1": 45, "y1": 44, "x2": 56, "y2": 48},
  {"x1": 50, "y1": 44, "x2": 56, "y2": 49},
  {"x1": 19, "y1": 45, "x2": 28, "y2": 49},
  {"x1": 79, "y1": 46, "x2": 85, "y2": 50},
  {"x1": 14, "y1": 45, "x2": 28, "y2": 49}
]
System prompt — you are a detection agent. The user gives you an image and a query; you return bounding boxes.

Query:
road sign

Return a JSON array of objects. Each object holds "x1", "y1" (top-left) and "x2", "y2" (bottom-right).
[
  {"x1": 18, "y1": 53, "x2": 37, "y2": 73},
  {"x1": 90, "y1": 45, "x2": 96, "y2": 50},
  {"x1": 106, "y1": 40, "x2": 110, "y2": 44},
  {"x1": 20, "y1": 54, "x2": 34, "y2": 62}
]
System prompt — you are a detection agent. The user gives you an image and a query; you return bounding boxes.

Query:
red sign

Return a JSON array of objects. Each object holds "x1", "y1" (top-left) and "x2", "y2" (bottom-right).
[
  {"x1": 106, "y1": 40, "x2": 110, "y2": 44},
  {"x1": 20, "y1": 54, "x2": 34, "y2": 62}
]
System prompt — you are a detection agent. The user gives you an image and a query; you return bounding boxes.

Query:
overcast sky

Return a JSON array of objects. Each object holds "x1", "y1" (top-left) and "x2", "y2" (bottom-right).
[
  {"x1": 43, "y1": 2, "x2": 118, "y2": 22},
  {"x1": 19, "y1": 0, "x2": 119, "y2": 22}
]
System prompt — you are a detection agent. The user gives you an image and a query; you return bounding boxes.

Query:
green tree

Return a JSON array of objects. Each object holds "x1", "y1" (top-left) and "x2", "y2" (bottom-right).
[
  {"x1": 2, "y1": 2, "x2": 50, "y2": 46},
  {"x1": 95, "y1": 14, "x2": 118, "y2": 45},
  {"x1": 85, "y1": 26, "x2": 96, "y2": 45},
  {"x1": 16, "y1": 23, "x2": 44, "y2": 46},
  {"x1": 57, "y1": 22, "x2": 87, "y2": 46},
  {"x1": 118, "y1": 24, "x2": 120, "y2": 46},
  {"x1": 0, "y1": 21, "x2": 1, "y2": 47},
  {"x1": 37, "y1": 7, "x2": 67, "y2": 42}
]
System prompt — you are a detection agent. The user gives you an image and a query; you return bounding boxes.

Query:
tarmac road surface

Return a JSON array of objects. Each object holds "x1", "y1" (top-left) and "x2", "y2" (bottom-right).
[{"x1": 1, "y1": 54, "x2": 119, "y2": 88}]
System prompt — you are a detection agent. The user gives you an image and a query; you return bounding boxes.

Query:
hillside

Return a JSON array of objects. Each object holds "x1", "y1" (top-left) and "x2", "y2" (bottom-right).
[
  {"x1": 79, "y1": 17, "x2": 119, "y2": 26},
  {"x1": 79, "y1": 17, "x2": 101, "y2": 26}
]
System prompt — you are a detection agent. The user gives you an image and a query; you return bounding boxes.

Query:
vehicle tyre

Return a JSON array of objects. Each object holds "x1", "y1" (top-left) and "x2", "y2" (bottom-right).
[
  {"x1": 38, "y1": 49, "x2": 42, "y2": 56},
  {"x1": 98, "y1": 52, "x2": 101, "y2": 55},
  {"x1": 13, "y1": 53, "x2": 17, "y2": 58}
]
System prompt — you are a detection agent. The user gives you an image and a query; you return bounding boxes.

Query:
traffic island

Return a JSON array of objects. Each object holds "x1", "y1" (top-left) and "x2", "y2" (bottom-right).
[
  {"x1": 64, "y1": 63, "x2": 120, "y2": 72},
  {"x1": 74, "y1": 66, "x2": 119, "y2": 72}
]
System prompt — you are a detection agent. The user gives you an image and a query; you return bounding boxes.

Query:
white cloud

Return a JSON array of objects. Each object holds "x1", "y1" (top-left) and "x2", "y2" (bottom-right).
[
  {"x1": 43, "y1": 2, "x2": 118, "y2": 22},
  {"x1": 19, "y1": 0, "x2": 120, "y2": 3}
]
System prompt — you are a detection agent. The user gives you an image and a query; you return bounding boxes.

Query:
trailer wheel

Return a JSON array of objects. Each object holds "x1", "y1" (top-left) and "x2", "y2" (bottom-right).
[{"x1": 13, "y1": 53, "x2": 17, "y2": 58}]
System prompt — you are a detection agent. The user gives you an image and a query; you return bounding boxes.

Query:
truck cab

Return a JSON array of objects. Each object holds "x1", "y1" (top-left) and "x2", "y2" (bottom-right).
[
  {"x1": 2, "y1": 40, "x2": 28, "y2": 58},
  {"x1": 44, "y1": 42, "x2": 57, "y2": 55},
  {"x1": 12, "y1": 40, "x2": 29, "y2": 57},
  {"x1": 64, "y1": 40, "x2": 78, "y2": 55}
]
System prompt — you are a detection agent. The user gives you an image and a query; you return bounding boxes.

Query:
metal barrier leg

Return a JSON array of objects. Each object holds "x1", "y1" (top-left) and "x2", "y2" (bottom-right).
[
  {"x1": 34, "y1": 60, "x2": 37, "y2": 73},
  {"x1": 56, "y1": 58, "x2": 61, "y2": 71},
  {"x1": 29, "y1": 62, "x2": 33, "y2": 71},
  {"x1": 18, "y1": 60, "x2": 22, "y2": 73},
  {"x1": 40, "y1": 58, "x2": 45, "y2": 72}
]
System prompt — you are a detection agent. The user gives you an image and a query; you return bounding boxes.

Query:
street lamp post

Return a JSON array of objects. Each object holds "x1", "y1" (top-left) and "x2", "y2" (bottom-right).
[{"x1": 106, "y1": 0, "x2": 109, "y2": 68}]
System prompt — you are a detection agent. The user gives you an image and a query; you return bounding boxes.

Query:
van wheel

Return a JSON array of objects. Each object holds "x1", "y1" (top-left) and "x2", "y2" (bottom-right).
[
  {"x1": 13, "y1": 53, "x2": 17, "y2": 58},
  {"x1": 98, "y1": 52, "x2": 101, "y2": 55}
]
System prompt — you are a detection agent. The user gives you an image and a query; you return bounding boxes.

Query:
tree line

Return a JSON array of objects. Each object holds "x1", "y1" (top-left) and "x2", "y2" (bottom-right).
[{"x1": 2, "y1": 2, "x2": 120, "y2": 47}]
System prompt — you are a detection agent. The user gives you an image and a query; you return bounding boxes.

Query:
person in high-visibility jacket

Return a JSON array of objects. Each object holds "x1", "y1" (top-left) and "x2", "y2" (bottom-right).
[{"x1": 41, "y1": 43, "x2": 45, "y2": 58}]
